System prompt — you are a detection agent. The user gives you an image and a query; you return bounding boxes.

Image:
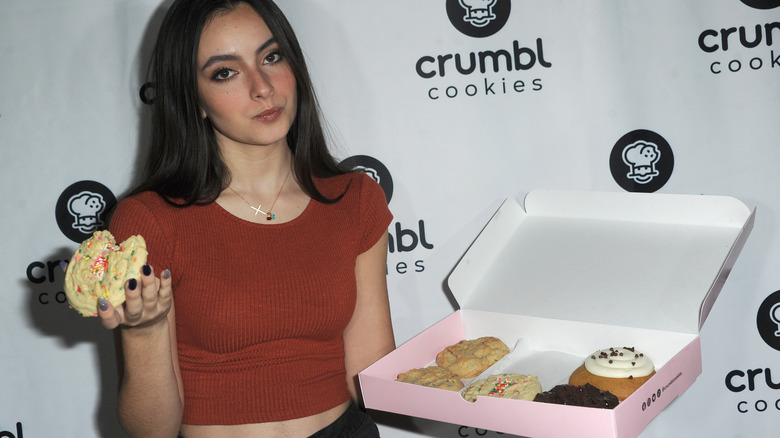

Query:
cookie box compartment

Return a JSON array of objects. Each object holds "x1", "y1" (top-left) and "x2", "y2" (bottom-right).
[{"x1": 359, "y1": 190, "x2": 754, "y2": 438}]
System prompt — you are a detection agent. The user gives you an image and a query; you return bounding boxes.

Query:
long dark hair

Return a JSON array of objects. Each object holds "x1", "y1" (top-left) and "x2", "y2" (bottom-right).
[{"x1": 133, "y1": 0, "x2": 344, "y2": 205}]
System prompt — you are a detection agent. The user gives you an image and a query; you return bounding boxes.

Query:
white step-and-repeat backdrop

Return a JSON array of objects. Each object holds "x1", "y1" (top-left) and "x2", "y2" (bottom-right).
[{"x1": 2, "y1": 0, "x2": 779, "y2": 436}]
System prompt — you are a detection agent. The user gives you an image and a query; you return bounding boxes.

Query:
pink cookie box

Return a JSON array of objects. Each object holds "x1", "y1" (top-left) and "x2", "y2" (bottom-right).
[{"x1": 360, "y1": 190, "x2": 754, "y2": 438}]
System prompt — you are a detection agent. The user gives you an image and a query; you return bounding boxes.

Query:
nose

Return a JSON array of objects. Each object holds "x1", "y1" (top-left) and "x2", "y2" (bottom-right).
[{"x1": 249, "y1": 67, "x2": 273, "y2": 99}]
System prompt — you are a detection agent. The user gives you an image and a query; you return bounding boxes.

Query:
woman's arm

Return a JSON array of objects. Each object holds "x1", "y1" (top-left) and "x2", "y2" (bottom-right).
[
  {"x1": 100, "y1": 266, "x2": 184, "y2": 438},
  {"x1": 343, "y1": 231, "x2": 396, "y2": 401}
]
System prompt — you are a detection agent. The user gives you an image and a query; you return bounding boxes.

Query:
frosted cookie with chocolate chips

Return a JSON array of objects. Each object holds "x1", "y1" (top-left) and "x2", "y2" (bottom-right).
[
  {"x1": 396, "y1": 366, "x2": 465, "y2": 391},
  {"x1": 64, "y1": 230, "x2": 147, "y2": 317},
  {"x1": 435, "y1": 336, "x2": 510, "y2": 378},
  {"x1": 461, "y1": 373, "x2": 542, "y2": 402},
  {"x1": 568, "y1": 346, "x2": 655, "y2": 401}
]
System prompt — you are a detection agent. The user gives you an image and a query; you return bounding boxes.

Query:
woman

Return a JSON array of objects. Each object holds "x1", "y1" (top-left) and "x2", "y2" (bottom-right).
[{"x1": 99, "y1": 1, "x2": 395, "y2": 437}]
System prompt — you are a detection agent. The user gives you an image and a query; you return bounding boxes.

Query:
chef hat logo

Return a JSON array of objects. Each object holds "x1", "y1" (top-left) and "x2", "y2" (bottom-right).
[
  {"x1": 770, "y1": 303, "x2": 780, "y2": 337},
  {"x1": 739, "y1": 0, "x2": 780, "y2": 10},
  {"x1": 68, "y1": 191, "x2": 107, "y2": 233},
  {"x1": 609, "y1": 129, "x2": 674, "y2": 193},
  {"x1": 446, "y1": 0, "x2": 510, "y2": 38},
  {"x1": 352, "y1": 166, "x2": 381, "y2": 185},
  {"x1": 458, "y1": 0, "x2": 498, "y2": 28},
  {"x1": 339, "y1": 155, "x2": 394, "y2": 204},
  {"x1": 56, "y1": 180, "x2": 117, "y2": 243},
  {"x1": 622, "y1": 140, "x2": 661, "y2": 184},
  {"x1": 757, "y1": 291, "x2": 780, "y2": 351}
]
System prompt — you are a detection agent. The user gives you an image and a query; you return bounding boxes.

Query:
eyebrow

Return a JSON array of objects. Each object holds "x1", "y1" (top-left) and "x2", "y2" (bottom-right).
[{"x1": 200, "y1": 37, "x2": 278, "y2": 71}]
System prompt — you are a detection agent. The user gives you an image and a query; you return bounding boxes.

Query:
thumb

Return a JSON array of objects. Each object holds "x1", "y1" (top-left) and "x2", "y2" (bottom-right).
[{"x1": 98, "y1": 296, "x2": 123, "y2": 329}]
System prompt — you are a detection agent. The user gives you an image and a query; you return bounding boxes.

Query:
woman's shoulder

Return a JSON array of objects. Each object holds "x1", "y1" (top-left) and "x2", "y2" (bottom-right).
[
  {"x1": 115, "y1": 190, "x2": 176, "y2": 212},
  {"x1": 111, "y1": 191, "x2": 185, "y2": 226},
  {"x1": 316, "y1": 172, "x2": 383, "y2": 199},
  {"x1": 109, "y1": 191, "x2": 186, "y2": 262}
]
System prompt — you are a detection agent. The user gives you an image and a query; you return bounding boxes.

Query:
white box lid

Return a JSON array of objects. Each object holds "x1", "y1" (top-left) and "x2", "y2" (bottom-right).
[{"x1": 447, "y1": 190, "x2": 754, "y2": 334}]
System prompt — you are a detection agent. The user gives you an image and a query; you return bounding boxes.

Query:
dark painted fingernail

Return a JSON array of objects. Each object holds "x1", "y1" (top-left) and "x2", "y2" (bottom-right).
[
  {"x1": 142, "y1": 264, "x2": 151, "y2": 276},
  {"x1": 98, "y1": 296, "x2": 108, "y2": 312},
  {"x1": 162, "y1": 269, "x2": 171, "y2": 280},
  {"x1": 128, "y1": 278, "x2": 137, "y2": 291}
]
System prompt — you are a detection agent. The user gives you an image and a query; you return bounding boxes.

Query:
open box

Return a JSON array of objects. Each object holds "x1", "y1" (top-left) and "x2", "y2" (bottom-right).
[{"x1": 360, "y1": 190, "x2": 754, "y2": 438}]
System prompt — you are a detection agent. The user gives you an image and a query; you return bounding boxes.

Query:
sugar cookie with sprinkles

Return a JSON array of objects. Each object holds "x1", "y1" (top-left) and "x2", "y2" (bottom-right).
[
  {"x1": 461, "y1": 373, "x2": 542, "y2": 402},
  {"x1": 64, "y1": 230, "x2": 147, "y2": 317}
]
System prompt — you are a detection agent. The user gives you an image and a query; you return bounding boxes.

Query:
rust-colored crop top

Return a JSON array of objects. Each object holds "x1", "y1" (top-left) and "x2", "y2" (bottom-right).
[{"x1": 109, "y1": 173, "x2": 392, "y2": 425}]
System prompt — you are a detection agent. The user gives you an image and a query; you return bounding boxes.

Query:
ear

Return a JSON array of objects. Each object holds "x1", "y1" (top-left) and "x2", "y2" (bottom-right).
[{"x1": 201, "y1": 107, "x2": 208, "y2": 119}]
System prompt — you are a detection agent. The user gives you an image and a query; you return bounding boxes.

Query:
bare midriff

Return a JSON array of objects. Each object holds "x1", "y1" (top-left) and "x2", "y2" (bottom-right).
[{"x1": 179, "y1": 401, "x2": 349, "y2": 438}]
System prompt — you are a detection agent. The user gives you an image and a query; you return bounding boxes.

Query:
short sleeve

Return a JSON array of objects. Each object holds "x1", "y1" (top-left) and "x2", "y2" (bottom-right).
[
  {"x1": 108, "y1": 193, "x2": 174, "y2": 273},
  {"x1": 356, "y1": 173, "x2": 393, "y2": 254}
]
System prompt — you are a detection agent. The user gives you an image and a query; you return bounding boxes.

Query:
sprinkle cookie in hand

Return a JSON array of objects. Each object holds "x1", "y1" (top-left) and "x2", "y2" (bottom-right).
[{"x1": 64, "y1": 230, "x2": 147, "y2": 317}]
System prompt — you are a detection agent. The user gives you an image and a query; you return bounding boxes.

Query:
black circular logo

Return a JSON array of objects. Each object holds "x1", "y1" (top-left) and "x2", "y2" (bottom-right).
[
  {"x1": 757, "y1": 290, "x2": 780, "y2": 351},
  {"x1": 739, "y1": 0, "x2": 780, "y2": 9},
  {"x1": 140, "y1": 82, "x2": 156, "y2": 105},
  {"x1": 446, "y1": 0, "x2": 511, "y2": 38},
  {"x1": 609, "y1": 129, "x2": 674, "y2": 193},
  {"x1": 55, "y1": 181, "x2": 117, "y2": 243},
  {"x1": 340, "y1": 155, "x2": 393, "y2": 204}
]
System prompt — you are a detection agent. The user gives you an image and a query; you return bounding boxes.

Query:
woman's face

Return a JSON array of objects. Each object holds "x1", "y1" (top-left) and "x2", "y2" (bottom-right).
[{"x1": 196, "y1": 3, "x2": 297, "y2": 151}]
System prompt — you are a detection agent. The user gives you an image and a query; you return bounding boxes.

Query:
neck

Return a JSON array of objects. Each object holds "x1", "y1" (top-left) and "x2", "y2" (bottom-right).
[{"x1": 222, "y1": 143, "x2": 293, "y2": 191}]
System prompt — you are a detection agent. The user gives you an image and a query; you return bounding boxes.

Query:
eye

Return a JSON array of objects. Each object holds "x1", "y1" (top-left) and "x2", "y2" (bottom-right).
[
  {"x1": 263, "y1": 50, "x2": 284, "y2": 65},
  {"x1": 211, "y1": 67, "x2": 237, "y2": 81}
]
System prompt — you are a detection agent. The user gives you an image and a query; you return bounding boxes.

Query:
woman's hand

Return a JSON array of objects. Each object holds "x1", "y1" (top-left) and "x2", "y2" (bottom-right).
[
  {"x1": 101, "y1": 264, "x2": 185, "y2": 437},
  {"x1": 98, "y1": 265, "x2": 173, "y2": 331}
]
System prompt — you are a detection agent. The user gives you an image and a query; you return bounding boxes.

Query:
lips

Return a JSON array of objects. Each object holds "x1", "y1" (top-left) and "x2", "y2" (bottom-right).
[{"x1": 254, "y1": 107, "x2": 283, "y2": 122}]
